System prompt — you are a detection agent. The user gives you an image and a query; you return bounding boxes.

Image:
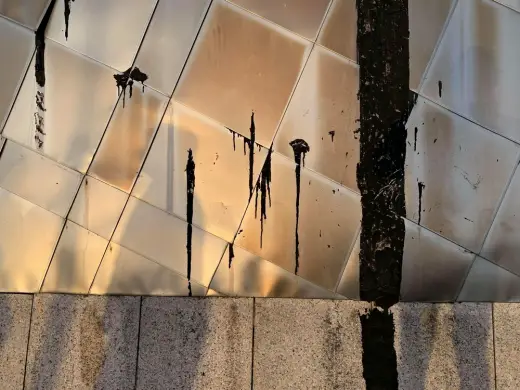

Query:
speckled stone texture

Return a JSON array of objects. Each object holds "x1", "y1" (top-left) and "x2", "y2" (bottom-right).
[
  {"x1": 393, "y1": 303, "x2": 495, "y2": 390},
  {"x1": 137, "y1": 297, "x2": 253, "y2": 390},
  {"x1": 24, "y1": 294, "x2": 140, "y2": 390},
  {"x1": 253, "y1": 299, "x2": 369, "y2": 390},
  {"x1": 494, "y1": 303, "x2": 520, "y2": 389},
  {"x1": 0, "y1": 294, "x2": 33, "y2": 390}
]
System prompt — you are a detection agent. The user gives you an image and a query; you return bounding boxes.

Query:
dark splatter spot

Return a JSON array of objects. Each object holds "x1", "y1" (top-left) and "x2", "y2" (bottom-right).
[
  {"x1": 64, "y1": 0, "x2": 75, "y2": 40},
  {"x1": 186, "y1": 149, "x2": 195, "y2": 296},
  {"x1": 433, "y1": 138, "x2": 437, "y2": 144},
  {"x1": 254, "y1": 148, "x2": 272, "y2": 248},
  {"x1": 438, "y1": 80, "x2": 443, "y2": 97},
  {"x1": 413, "y1": 127, "x2": 418, "y2": 151},
  {"x1": 418, "y1": 182, "x2": 425, "y2": 225},
  {"x1": 130, "y1": 67, "x2": 148, "y2": 92},
  {"x1": 113, "y1": 67, "x2": 149, "y2": 107},
  {"x1": 289, "y1": 138, "x2": 310, "y2": 275},
  {"x1": 228, "y1": 243, "x2": 234, "y2": 268},
  {"x1": 464, "y1": 217, "x2": 474, "y2": 223},
  {"x1": 328, "y1": 130, "x2": 335, "y2": 142}
]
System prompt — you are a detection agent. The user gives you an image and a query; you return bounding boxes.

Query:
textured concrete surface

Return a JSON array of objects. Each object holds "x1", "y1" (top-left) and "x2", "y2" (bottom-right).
[
  {"x1": 393, "y1": 303, "x2": 495, "y2": 390},
  {"x1": 253, "y1": 299, "x2": 369, "y2": 390},
  {"x1": 24, "y1": 294, "x2": 140, "y2": 390},
  {"x1": 137, "y1": 297, "x2": 253, "y2": 390},
  {"x1": 0, "y1": 294, "x2": 33, "y2": 390},
  {"x1": 494, "y1": 303, "x2": 520, "y2": 389}
]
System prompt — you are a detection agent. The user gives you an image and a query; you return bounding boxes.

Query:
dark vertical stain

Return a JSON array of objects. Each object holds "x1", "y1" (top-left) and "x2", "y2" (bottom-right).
[
  {"x1": 417, "y1": 181, "x2": 425, "y2": 225},
  {"x1": 413, "y1": 127, "x2": 418, "y2": 151},
  {"x1": 247, "y1": 112, "x2": 256, "y2": 197},
  {"x1": 254, "y1": 148, "x2": 272, "y2": 247},
  {"x1": 360, "y1": 308, "x2": 398, "y2": 390},
  {"x1": 328, "y1": 130, "x2": 335, "y2": 142},
  {"x1": 35, "y1": 0, "x2": 56, "y2": 88},
  {"x1": 289, "y1": 139, "x2": 310, "y2": 275},
  {"x1": 186, "y1": 149, "x2": 195, "y2": 296},
  {"x1": 36, "y1": 91, "x2": 46, "y2": 111},
  {"x1": 228, "y1": 243, "x2": 234, "y2": 268},
  {"x1": 64, "y1": 0, "x2": 75, "y2": 40},
  {"x1": 438, "y1": 80, "x2": 443, "y2": 97},
  {"x1": 113, "y1": 67, "x2": 149, "y2": 107}
]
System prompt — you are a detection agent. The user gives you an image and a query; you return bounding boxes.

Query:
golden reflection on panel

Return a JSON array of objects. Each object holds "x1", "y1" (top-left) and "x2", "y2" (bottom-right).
[
  {"x1": 69, "y1": 176, "x2": 128, "y2": 240},
  {"x1": 89, "y1": 84, "x2": 168, "y2": 192},
  {"x1": 175, "y1": 0, "x2": 312, "y2": 146},
  {"x1": 3, "y1": 40, "x2": 119, "y2": 172},
  {"x1": 46, "y1": 0, "x2": 157, "y2": 71},
  {"x1": 317, "y1": 0, "x2": 356, "y2": 62},
  {"x1": 229, "y1": 0, "x2": 331, "y2": 40},
  {"x1": 91, "y1": 242, "x2": 207, "y2": 296},
  {"x1": 0, "y1": 141, "x2": 82, "y2": 217},
  {"x1": 112, "y1": 196, "x2": 227, "y2": 288},
  {"x1": 275, "y1": 45, "x2": 359, "y2": 192},
  {"x1": 336, "y1": 232, "x2": 359, "y2": 299},
  {"x1": 0, "y1": 188, "x2": 64, "y2": 292},
  {"x1": 133, "y1": 102, "x2": 268, "y2": 242},
  {"x1": 235, "y1": 152, "x2": 361, "y2": 290},
  {"x1": 41, "y1": 221, "x2": 108, "y2": 294}
]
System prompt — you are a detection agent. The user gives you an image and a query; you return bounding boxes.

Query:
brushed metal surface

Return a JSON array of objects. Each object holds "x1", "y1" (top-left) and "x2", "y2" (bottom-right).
[
  {"x1": 405, "y1": 97, "x2": 519, "y2": 252},
  {"x1": 235, "y1": 152, "x2": 361, "y2": 290},
  {"x1": 495, "y1": 0, "x2": 520, "y2": 11},
  {"x1": 133, "y1": 102, "x2": 268, "y2": 242},
  {"x1": 0, "y1": 0, "x2": 50, "y2": 29},
  {"x1": 68, "y1": 176, "x2": 128, "y2": 240},
  {"x1": 317, "y1": 0, "x2": 356, "y2": 61},
  {"x1": 112, "y1": 196, "x2": 227, "y2": 288},
  {"x1": 422, "y1": 0, "x2": 520, "y2": 143},
  {"x1": 3, "y1": 39, "x2": 119, "y2": 172},
  {"x1": 229, "y1": 0, "x2": 331, "y2": 40},
  {"x1": 209, "y1": 243, "x2": 338, "y2": 298},
  {"x1": 89, "y1": 83, "x2": 168, "y2": 192},
  {"x1": 175, "y1": 0, "x2": 312, "y2": 147},
  {"x1": 41, "y1": 221, "x2": 108, "y2": 294},
  {"x1": 134, "y1": 0, "x2": 210, "y2": 96},
  {"x1": 274, "y1": 45, "x2": 359, "y2": 191},
  {"x1": 0, "y1": 17, "x2": 33, "y2": 130},
  {"x1": 46, "y1": 0, "x2": 157, "y2": 71},
  {"x1": 336, "y1": 232, "x2": 359, "y2": 299},
  {"x1": 0, "y1": 187, "x2": 63, "y2": 292},
  {"x1": 0, "y1": 141, "x2": 82, "y2": 217},
  {"x1": 401, "y1": 218, "x2": 475, "y2": 301},
  {"x1": 91, "y1": 242, "x2": 207, "y2": 295},
  {"x1": 458, "y1": 257, "x2": 520, "y2": 301}
]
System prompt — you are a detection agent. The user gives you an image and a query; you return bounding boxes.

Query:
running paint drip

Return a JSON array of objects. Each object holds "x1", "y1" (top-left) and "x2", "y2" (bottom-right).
[
  {"x1": 227, "y1": 127, "x2": 245, "y2": 154},
  {"x1": 228, "y1": 243, "x2": 234, "y2": 268},
  {"x1": 289, "y1": 139, "x2": 310, "y2": 275},
  {"x1": 255, "y1": 148, "x2": 272, "y2": 248},
  {"x1": 64, "y1": 0, "x2": 75, "y2": 40},
  {"x1": 328, "y1": 130, "x2": 335, "y2": 142},
  {"x1": 113, "y1": 67, "x2": 149, "y2": 107},
  {"x1": 247, "y1": 112, "x2": 256, "y2": 197},
  {"x1": 186, "y1": 149, "x2": 195, "y2": 296},
  {"x1": 418, "y1": 181, "x2": 425, "y2": 225}
]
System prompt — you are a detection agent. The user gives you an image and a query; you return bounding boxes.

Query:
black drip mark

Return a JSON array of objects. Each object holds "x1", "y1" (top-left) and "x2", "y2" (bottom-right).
[
  {"x1": 131, "y1": 67, "x2": 148, "y2": 92},
  {"x1": 438, "y1": 80, "x2": 443, "y2": 98},
  {"x1": 64, "y1": 0, "x2": 75, "y2": 40},
  {"x1": 328, "y1": 130, "x2": 335, "y2": 142},
  {"x1": 36, "y1": 91, "x2": 46, "y2": 112},
  {"x1": 247, "y1": 112, "x2": 256, "y2": 197},
  {"x1": 254, "y1": 148, "x2": 272, "y2": 248},
  {"x1": 227, "y1": 127, "x2": 244, "y2": 153},
  {"x1": 113, "y1": 67, "x2": 149, "y2": 107},
  {"x1": 413, "y1": 127, "x2": 418, "y2": 151},
  {"x1": 35, "y1": 0, "x2": 56, "y2": 88},
  {"x1": 289, "y1": 139, "x2": 310, "y2": 275},
  {"x1": 360, "y1": 308, "x2": 398, "y2": 389},
  {"x1": 417, "y1": 182, "x2": 425, "y2": 225},
  {"x1": 186, "y1": 149, "x2": 195, "y2": 296},
  {"x1": 228, "y1": 243, "x2": 234, "y2": 268}
]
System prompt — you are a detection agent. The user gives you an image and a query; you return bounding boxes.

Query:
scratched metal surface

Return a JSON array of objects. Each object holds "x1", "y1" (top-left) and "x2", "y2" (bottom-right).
[{"x1": 0, "y1": 0, "x2": 518, "y2": 301}]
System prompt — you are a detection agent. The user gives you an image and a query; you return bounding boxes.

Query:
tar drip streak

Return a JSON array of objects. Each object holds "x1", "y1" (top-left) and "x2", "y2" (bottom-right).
[
  {"x1": 255, "y1": 148, "x2": 272, "y2": 247},
  {"x1": 247, "y1": 112, "x2": 256, "y2": 197},
  {"x1": 289, "y1": 139, "x2": 310, "y2": 275},
  {"x1": 186, "y1": 149, "x2": 195, "y2": 296},
  {"x1": 228, "y1": 243, "x2": 235, "y2": 268},
  {"x1": 64, "y1": 0, "x2": 75, "y2": 40},
  {"x1": 356, "y1": 0, "x2": 410, "y2": 389},
  {"x1": 113, "y1": 67, "x2": 149, "y2": 107}
]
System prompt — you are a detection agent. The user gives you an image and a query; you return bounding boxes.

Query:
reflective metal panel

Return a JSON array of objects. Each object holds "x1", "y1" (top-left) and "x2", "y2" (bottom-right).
[
  {"x1": 0, "y1": 187, "x2": 63, "y2": 292},
  {"x1": 422, "y1": 0, "x2": 520, "y2": 143},
  {"x1": 0, "y1": 141, "x2": 82, "y2": 217},
  {"x1": 336, "y1": 232, "x2": 359, "y2": 299},
  {"x1": 175, "y1": 0, "x2": 312, "y2": 147},
  {"x1": 209, "y1": 243, "x2": 337, "y2": 298},
  {"x1": 68, "y1": 176, "x2": 128, "y2": 240},
  {"x1": 0, "y1": 17, "x2": 33, "y2": 130},
  {"x1": 235, "y1": 152, "x2": 361, "y2": 290},
  {"x1": 89, "y1": 84, "x2": 168, "y2": 192},
  {"x1": 229, "y1": 0, "x2": 331, "y2": 40},
  {"x1": 458, "y1": 257, "x2": 520, "y2": 302},
  {"x1": 3, "y1": 40, "x2": 119, "y2": 172},
  {"x1": 317, "y1": 0, "x2": 356, "y2": 61},
  {"x1": 405, "y1": 97, "x2": 519, "y2": 252},
  {"x1": 46, "y1": 0, "x2": 157, "y2": 71},
  {"x1": 401, "y1": 218, "x2": 475, "y2": 301},
  {"x1": 133, "y1": 102, "x2": 268, "y2": 242},
  {"x1": 274, "y1": 45, "x2": 359, "y2": 191},
  {"x1": 481, "y1": 165, "x2": 520, "y2": 276},
  {"x1": 206, "y1": 288, "x2": 225, "y2": 296},
  {"x1": 41, "y1": 221, "x2": 108, "y2": 294},
  {"x1": 91, "y1": 242, "x2": 207, "y2": 296},
  {"x1": 134, "y1": 0, "x2": 211, "y2": 96},
  {"x1": 495, "y1": 0, "x2": 520, "y2": 12},
  {"x1": 0, "y1": 0, "x2": 50, "y2": 30},
  {"x1": 112, "y1": 196, "x2": 227, "y2": 288}
]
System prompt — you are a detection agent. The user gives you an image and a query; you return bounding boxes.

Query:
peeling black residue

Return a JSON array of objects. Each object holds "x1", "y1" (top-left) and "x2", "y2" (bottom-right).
[
  {"x1": 113, "y1": 67, "x2": 149, "y2": 107},
  {"x1": 130, "y1": 67, "x2": 148, "y2": 92},
  {"x1": 254, "y1": 148, "x2": 272, "y2": 248},
  {"x1": 289, "y1": 139, "x2": 310, "y2": 275},
  {"x1": 438, "y1": 80, "x2": 443, "y2": 97},
  {"x1": 328, "y1": 130, "x2": 335, "y2": 142},
  {"x1": 413, "y1": 127, "x2": 418, "y2": 151},
  {"x1": 228, "y1": 243, "x2": 234, "y2": 268},
  {"x1": 35, "y1": 0, "x2": 56, "y2": 88},
  {"x1": 360, "y1": 308, "x2": 398, "y2": 390},
  {"x1": 186, "y1": 149, "x2": 195, "y2": 296},
  {"x1": 417, "y1": 181, "x2": 425, "y2": 225},
  {"x1": 64, "y1": 0, "x2": 75, "y2": 40},
  {"x1": 36, "y1": 91, "x2": 46, "y2": 112},
  {"x1": 247, "y1": 112, "x2": 256, "y2": 197}
]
